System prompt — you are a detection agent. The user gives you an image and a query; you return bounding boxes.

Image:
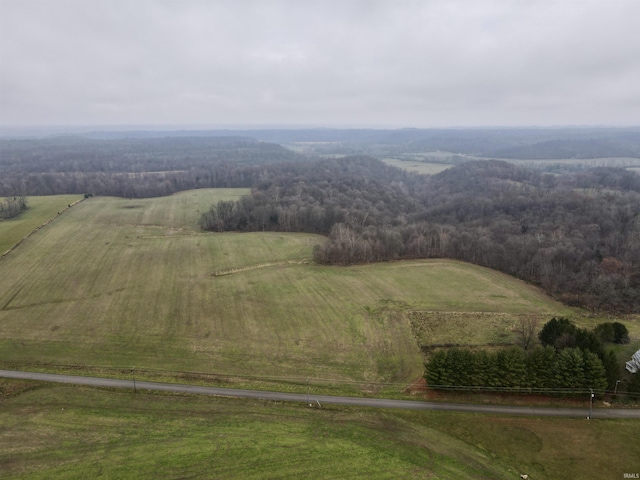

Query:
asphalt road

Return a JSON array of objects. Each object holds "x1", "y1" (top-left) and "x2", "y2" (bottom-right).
[{"x1": 2, "y1": 369, "x2": 639, "y2": 419}]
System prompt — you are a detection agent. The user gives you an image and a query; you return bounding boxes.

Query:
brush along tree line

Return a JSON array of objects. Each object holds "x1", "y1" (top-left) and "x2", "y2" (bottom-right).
[{"x1": 424, "y1": 318, "x2": 627, "y2": 395}]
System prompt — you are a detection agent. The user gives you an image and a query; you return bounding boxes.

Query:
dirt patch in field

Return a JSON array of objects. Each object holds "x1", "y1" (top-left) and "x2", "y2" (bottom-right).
[
  {"x1": 0, "y1": 379, "x2": 41, "y2": 398},
  {"x1": 421, "y1": 388, "x2": 592, "y2": 408},
  {"x1": 403, "y1": 376, "x2": 428, "y2": 395}
]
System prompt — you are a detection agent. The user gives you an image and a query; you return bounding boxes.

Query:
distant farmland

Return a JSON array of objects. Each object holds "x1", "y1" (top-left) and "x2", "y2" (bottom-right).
[
  {"x1": 0, "y1": 189, "x2": 578, "y2": 393},
  {"x1": 381, "y1": 158, "x2": 453, "y2": 174}
]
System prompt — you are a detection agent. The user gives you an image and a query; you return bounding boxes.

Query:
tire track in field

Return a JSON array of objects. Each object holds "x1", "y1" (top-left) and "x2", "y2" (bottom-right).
[
  {"x1": 1, "y1": 287, "x2": 129, "y2": 311},
  {"x1": 1, "y1": 286, "x2": 24, "y2": 311},
  {"x1": 211, "y1": 260, "x2": 311, "y2": 277}
]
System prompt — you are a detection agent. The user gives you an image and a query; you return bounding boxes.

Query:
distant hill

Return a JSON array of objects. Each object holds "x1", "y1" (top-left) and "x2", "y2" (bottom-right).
[
  {"x1": 84, "y1": 127, "x2": 640, "y2": 159},
  {"x1": 71, "y1": 127, "x2": 640, "y2": 159},
  {"x1": 3, "y1": 126, "x2": 639, "y2": 159}
]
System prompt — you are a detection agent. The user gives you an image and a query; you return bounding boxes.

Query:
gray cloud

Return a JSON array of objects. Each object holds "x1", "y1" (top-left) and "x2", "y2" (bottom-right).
[{"x1": 1, "y1": 0, "x2": 639, "y2": 127}]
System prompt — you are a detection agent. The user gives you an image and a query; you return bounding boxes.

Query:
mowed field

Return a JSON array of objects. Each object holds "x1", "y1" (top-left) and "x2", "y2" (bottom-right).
[
  {"x1": 2, "y1": 189, "x2": 575, "y2": 392},
  {"x1": 0, "y1": 195, "x2": 82, "y2": 255},
  {"x1": 1, "y1": 381, "x2": 638, "y2": 480},
  {"x1": 381, "y1": 157, "x2": 453, "y2": 174}
]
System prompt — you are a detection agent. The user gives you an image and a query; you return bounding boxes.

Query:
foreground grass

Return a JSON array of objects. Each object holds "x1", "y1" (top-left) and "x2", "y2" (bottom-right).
[
  {"x1": 0, "y1": 381, "x2": 638, "y2": 479},
  {"x1": 0, "y1": 190, "x2": 599, "y2": 394},
  {"x1": 0, "y1": 195, "x2": 82, "y2": 255}
]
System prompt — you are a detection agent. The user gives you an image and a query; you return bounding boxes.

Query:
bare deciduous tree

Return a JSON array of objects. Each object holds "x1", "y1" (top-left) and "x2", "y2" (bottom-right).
[{"x1": 516, "y1": 316, "x2": 539, "y2": 350}]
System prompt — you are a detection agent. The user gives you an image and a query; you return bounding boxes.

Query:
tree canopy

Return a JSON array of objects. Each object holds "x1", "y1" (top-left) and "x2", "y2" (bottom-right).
[{"x1": 199, "y1": 157, "x2": 640, "y2": 313}]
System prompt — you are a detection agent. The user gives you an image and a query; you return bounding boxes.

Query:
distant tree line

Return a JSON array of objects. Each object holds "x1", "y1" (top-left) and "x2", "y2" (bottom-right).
[
  {"x1": 200, "y1": 127, "x2": 640, "y2": 160},
  {"x1": 0, "y1": 136, "x2": 305, "y2": 198},
  {"x1": 0, "y1": 196, "x2": 27, "y2": 220},
  {"x1": 200, "y1": 157, "x2": 640, "y2": 313},
  {"x1": 71, "y1": 126, "x2": 640, "y2": 160},
  {"x1": 424, "y1": 318, "x2": 623, "y2": 395}
]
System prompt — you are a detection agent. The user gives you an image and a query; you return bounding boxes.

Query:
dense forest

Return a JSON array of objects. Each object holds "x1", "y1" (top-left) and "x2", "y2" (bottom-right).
[
  {"x1": 0, "y1": 136, "x2": 306, "y2": 198},
  {"x1": 199, "y1": 157, "x2": 640, "y2": 313}
]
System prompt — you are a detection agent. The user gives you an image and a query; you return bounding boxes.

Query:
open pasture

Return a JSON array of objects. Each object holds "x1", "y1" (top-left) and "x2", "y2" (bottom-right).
[
  {"x1": 0, "y1": 195, "x2": 82, "y2": 256},
  {"x1": 0, "y1": 381, "x2": 638, "y2": 480},
  {"x1": 381, "y1": 158, "x2": 453, "y2": 174},
  {"x1": 88, "y1": 187, "x2": 250, "y2": 229},
  {"x1": 409, "y1": 311, "x2": 550, "y2": 349},
  {"x1": 1, "y1": 190, "x2": 575, "y2": 391}
]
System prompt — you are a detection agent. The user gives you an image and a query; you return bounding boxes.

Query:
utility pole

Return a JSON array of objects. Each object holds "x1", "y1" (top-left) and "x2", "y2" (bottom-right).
[
  {"x1": 307, "y1": 378, "x2": 310, "y2": 406},
  {"x1": 132, "y1": 367, "x2": 137, "y2": 394},
  {"x1": 588, "y1": 388, "x2": 594, "y2": 419}
]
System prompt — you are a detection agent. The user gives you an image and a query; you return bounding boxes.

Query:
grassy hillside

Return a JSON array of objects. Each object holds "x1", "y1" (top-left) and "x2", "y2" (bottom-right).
[
  {"x1": 0, "y1": 190, "x2": 580, "y2": 393},
  {"x1": 1, "y1": 381, "x2": 638, "y2": 480},
  {"x1": 0, "y1": 195, "x2": 82, "y2": 255}
]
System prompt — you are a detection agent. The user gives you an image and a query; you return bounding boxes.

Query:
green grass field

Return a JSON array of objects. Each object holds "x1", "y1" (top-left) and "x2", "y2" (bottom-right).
[
  {"x1": 0, "y1": 190, "x2": 579, "y2": 393},
  {"x1": 0, "y1": 195, "x2": 82, "y2": 255},
  {"x1": 381, "y1": 158, "x2": 453, "y2": 174},
  {"x1": 1, "y1": 381, "x2": 638, "y2": 480}
]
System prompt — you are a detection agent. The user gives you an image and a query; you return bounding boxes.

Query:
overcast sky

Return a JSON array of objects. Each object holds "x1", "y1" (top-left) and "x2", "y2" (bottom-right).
[{"x1": 1, "y1": 0, "x2": 639, "y2": 128}]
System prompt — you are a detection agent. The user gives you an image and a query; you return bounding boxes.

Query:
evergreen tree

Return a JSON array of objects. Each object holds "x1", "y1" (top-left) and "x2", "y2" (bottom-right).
[
  {"x1": 602, "y1": 350, "x2": 621, "y2": 390},
  {"x1": 556, "y1": 349, "x2": 585, "y2": 392},
  {"x1": 472, "y1": 350, "x2": 492, "y2": 389},
  {"x1": 446, "y1": 349, "x2": 471, "y2": 387},
  {"x1": 612, "y1": 322, "x2": 630, "y2": 344},
  {"x1": 538, "y1": 317, "x2": 576, "y2": 348},
  {"x1": 583, "y1": 350, "x2": 608, "y2": 392},
  {"x1": 424, "y1": 350, "x2": 448, "y2": 387},
  {"x1": 527, "y1": 346, "x2": 556, "y2": 390},
  {"x1": 594, "y1": 322, "x2": 615, "y2": 343},
  {"x1": 496, "y1": 347, "x2": 527, "y2": 388}
]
